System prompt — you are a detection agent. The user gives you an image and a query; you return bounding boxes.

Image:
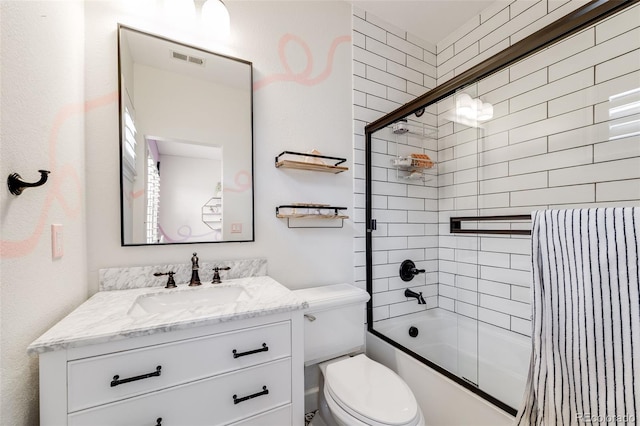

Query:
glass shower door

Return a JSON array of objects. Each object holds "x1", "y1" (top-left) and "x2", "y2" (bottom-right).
[
  {"x1": 436, "y1": 85, "x2": 482, "y2": 386},
  {"x1": 367, "y1": 83, "x2": 489, "y2": 397},
  {"x1": 367, "y1": 103, "x2": 445, "y2": 371}
]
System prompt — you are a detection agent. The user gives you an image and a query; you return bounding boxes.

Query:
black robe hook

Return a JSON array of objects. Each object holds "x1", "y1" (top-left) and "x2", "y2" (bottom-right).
[{"x1": 7, "y1": 170, "x2": 50, "y2": 196}]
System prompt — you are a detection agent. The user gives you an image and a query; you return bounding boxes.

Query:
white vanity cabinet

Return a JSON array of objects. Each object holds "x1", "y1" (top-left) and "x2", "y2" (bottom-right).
[{"x1": 38, "y1": 312, "x2": 304, "y2": 425}]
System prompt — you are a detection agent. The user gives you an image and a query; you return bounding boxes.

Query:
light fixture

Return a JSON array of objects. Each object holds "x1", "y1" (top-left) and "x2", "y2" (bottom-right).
[
  {"x1": 456, "y1": 93, "x2": 474, "y2": 119},
  {"x1": 477, "y1": 103, "x2": 494, "y2": 121},
  {"x1": 201, "y1": 0, "x2": 230, "y2": 40},
  {"x1": 455, "y1": 92, "x2": 493, "y2": 123}
]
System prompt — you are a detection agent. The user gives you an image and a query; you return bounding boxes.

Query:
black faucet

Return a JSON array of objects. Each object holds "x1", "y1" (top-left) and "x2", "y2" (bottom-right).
[
  {"x1": 211, "y1": 266, "x2": 231, "y2": 284},
  {"x1": 189, "y1": 252, "x2": 201, "y2": 286},
  {"x1": 154, "y1": 271, "x2": 177, "y2": 289},
  {"x1": 404, "y1": 288, "x2": 426, "y2": 304}
]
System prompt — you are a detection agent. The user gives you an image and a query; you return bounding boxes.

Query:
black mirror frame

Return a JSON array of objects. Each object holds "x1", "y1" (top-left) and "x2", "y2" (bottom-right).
[{"x1": 117, "y1": 24, "x2": 255, "y2": 247}]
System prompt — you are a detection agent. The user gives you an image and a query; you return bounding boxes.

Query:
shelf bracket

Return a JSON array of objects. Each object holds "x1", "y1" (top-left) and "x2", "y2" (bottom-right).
[
  {"x1": 276, "y1": 205, "x2": 348, "y2": 229},
  {"x1": 283, "y1": 217, "x2": 345, "y2": 229}
]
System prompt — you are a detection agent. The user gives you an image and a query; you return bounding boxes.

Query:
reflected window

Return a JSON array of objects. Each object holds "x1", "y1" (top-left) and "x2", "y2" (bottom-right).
[
  {"x1": 146, "y1": 151, "x2": 160, "y2": 243},
  {"x1": 609, "y1": 87, "x2": 640, "y2": 140},
  {"x1": 122, "y1": 106, "x2": 137, "y2": 179}
]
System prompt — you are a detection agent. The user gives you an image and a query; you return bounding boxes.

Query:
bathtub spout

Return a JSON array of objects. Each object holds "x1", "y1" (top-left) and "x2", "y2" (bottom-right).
[{"x1": 404, "y1": 288, "x2": 426, "y2": 304}]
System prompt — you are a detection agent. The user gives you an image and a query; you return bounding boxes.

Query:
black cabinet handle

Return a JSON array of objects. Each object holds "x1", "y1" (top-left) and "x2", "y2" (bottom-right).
[
  {"x1": 233, "y1": 386, "x2": 269, "y2": 404},
  {"x1": 156, "y1": 418, "x2": 162, "y2": 426},
  {"x1": 110, "y1": 366, "x2": 162, "y2": 387},
  {"x1": 232, "y1": 343, "x2": 268, "y2": 358}
]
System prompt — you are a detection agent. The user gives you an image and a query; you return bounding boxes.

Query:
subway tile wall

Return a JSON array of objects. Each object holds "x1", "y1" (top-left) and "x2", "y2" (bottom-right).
[
  {"x1": 352, "y1": 7, "x2": 438, "y2": 321},
  {"x1": 354, "y1": 1, "x2": 640, "y2": 337},
  {"x1": 437, "y1": 2, "x2": 640, "y2": 337}
]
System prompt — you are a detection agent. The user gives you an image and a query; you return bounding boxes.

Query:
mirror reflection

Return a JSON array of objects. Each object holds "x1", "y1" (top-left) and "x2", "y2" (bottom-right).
[{"x1": 118, "y1": 25, "x2": 254, "y2": 245}]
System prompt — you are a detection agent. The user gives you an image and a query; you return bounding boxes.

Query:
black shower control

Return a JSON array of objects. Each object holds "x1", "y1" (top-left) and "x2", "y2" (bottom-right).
[{"x1": 399, "y1": 259, "x2": 425, "y2": 282}]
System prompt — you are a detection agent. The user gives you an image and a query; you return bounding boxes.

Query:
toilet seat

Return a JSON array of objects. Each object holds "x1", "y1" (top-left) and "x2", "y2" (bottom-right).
[{"x1": 324, "y1": 355, "x2": 421, "y2": 426}]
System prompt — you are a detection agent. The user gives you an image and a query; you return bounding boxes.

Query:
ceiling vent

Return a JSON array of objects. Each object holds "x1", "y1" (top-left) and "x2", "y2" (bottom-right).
[{"x1": 171, "y1": 50, "x2": 205, "y2": 66}]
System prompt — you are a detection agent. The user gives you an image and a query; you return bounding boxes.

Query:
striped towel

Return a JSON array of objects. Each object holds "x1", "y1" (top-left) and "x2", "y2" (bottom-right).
[{"x1": 515, "y1": 208, "x2": 639, "y2": 425}]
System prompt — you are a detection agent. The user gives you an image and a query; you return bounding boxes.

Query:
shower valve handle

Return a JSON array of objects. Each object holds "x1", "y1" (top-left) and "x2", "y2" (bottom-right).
[{"x1": 400, "y1": 259, "x2": 425, "y2": 282}]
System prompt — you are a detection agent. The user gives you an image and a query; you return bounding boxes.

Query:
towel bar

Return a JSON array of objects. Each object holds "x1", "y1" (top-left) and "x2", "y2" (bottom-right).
[{"x1": 450, "y1": 215, "x2": 531, "y2": 235}]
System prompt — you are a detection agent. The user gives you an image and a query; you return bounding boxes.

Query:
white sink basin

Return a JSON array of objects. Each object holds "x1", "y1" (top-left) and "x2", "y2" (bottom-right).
[{"x1": 130, "y1": 286, "x2": 251, "y2": 315}]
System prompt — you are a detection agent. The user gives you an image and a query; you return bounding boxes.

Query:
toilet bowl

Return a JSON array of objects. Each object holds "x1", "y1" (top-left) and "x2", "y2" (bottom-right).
[
  {"x1": 295, "y1": 284, "x2": 425, "y2": 426},
  {"x1": 320, "y1": 354, "x2": 425, "y2": 426}
]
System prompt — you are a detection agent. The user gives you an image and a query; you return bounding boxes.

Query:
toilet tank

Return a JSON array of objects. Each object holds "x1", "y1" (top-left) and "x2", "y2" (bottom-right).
[{"x1": 294, "y1": 284, "x2": 370, "y2": 366}]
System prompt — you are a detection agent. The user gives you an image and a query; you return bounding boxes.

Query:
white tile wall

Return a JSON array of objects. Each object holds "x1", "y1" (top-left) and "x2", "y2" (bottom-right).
[
  {"x1": 436, "y1": 1, "x2": 640, "y2": 338},
  {"x1": 356, "y1": 2, "x2": 640, "y2": 341},
  {"x1": 353, "y1": 7, "x2": 437, "y2": 321}
]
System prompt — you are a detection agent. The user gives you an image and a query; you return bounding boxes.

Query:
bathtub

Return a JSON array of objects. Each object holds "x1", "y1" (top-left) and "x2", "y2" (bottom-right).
[{"x1": 366, "y1": 309, "x2": 530, "y2": 425}]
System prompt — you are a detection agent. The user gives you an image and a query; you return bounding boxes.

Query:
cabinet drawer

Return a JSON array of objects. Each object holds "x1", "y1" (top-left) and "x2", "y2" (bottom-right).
[
  {"x1": 228, "y1": 404, "x2": 292, "y2": 426},
  {"x1": 68, "y1": 321, "x2": 290, "y2": 412},
  {"x1": 68, "y1": 358, "x2": 292, "y2": 426}
]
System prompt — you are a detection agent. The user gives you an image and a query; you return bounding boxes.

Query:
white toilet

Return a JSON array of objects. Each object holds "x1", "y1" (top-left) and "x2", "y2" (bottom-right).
[{"x1": 295, "y1": 284, "x2": 425, "y2": 426}]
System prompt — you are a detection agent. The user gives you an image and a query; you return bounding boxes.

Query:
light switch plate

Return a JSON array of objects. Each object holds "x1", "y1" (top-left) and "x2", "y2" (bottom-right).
[{"x1": 51, "y1": 224, "x2": 63, "y2": 258}]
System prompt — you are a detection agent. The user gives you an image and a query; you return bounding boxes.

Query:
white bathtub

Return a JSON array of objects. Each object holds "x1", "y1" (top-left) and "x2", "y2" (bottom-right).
[{"x1": 367, "y1": 309, "x2": 530, "y2": 425}]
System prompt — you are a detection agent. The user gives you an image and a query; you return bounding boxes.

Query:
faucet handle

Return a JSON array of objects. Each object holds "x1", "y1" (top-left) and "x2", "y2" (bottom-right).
[
  {"x1": 399, "y1": 259, "x2": 425, "y2": 282},
  {"x1": 211, "y1": 266, "x2": 231, "y2": 284},
  {"x1": 154, "y1": 271, "x2": 177, "y2": 289}
]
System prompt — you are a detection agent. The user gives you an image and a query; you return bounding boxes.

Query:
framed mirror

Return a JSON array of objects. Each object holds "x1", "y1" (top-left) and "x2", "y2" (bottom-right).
[{"x1": 118, "y1": 25, "x2": 254, "y2": 245}]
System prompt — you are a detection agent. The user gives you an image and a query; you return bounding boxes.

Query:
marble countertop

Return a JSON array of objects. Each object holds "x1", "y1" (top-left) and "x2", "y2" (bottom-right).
[{"x1": 28, "y1": 276, "x2": 307, "y2": 354}]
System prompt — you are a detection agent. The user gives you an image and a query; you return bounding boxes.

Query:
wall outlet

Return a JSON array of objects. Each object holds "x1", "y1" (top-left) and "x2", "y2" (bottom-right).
[
  {"x1": 51, "y1": 224, "x2": 63, "y2": 259},
  {"x1": 231, "y1": 223, "x2": 242, "y2": 233}
]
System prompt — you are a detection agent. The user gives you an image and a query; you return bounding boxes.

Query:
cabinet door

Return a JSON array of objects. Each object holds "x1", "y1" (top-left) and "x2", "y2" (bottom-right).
[
  {"x1": 68, "y1": 321, "x2": 291, "y2": 412},
  {"x1": 68, "y1": 358, "x2": 292, "y2": 426}
]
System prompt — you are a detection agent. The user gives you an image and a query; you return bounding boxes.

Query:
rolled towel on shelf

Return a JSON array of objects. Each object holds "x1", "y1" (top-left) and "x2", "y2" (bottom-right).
[{"x1": 410, "y1": 153, "x2": 434, "y2": 168}]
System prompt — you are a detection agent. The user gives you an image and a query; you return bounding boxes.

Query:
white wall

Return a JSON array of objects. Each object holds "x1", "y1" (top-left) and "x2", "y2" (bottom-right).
[
  {"x1": 158, "y1": 154, "x2": 222, "y2": 242},
  {"x1": 84, "y1": 1, "x2": 353, "y2": 293},
  {"x1": 0, "y1": 1, "x2": 87, "y2": 424},
  {"x1": 1, "y1": 5, "x2": 4, "y2": 420}
]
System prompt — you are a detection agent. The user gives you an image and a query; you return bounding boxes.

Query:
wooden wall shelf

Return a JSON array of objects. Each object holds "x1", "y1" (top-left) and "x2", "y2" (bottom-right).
[
  {"x1": 275, "y1": 151, "x2": 348, "y2": 174},
  {"x1": 276, "y1": 204, "x2": 348, "y2": 228}
]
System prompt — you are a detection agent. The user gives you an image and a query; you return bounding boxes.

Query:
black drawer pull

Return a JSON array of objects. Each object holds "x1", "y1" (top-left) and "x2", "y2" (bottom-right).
[
  {"x1": 156, "y1": 418, "x2": 162, "y2": 426},
  {"x1": 110, "y1": 366, "x2": 162, "y2": 387},
  {"x1": 233, "y1": 386, "x2": 269, "y2": 404},
  {"x1": 232, "y1": 343, "x2": 268, "y2": 358}
]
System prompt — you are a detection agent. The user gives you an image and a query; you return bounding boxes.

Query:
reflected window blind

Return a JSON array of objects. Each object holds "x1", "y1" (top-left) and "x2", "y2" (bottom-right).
[
  {"x1": 122, "y1": 106, "x2": 137, "y2": 179},
  {"x1": 146, "y1": 151, "x2": 160, "y2": 243}
]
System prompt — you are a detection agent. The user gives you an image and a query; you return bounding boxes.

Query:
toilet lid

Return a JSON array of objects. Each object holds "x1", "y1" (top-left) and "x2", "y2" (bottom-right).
[{"x1": 325, "y1": 355, "x2": 419, "y2": 426}]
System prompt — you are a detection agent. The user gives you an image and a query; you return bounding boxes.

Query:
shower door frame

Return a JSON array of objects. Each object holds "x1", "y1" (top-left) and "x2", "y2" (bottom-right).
[{"x1": 364, "y1": 0, "x2": 639, "y2": 415}]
